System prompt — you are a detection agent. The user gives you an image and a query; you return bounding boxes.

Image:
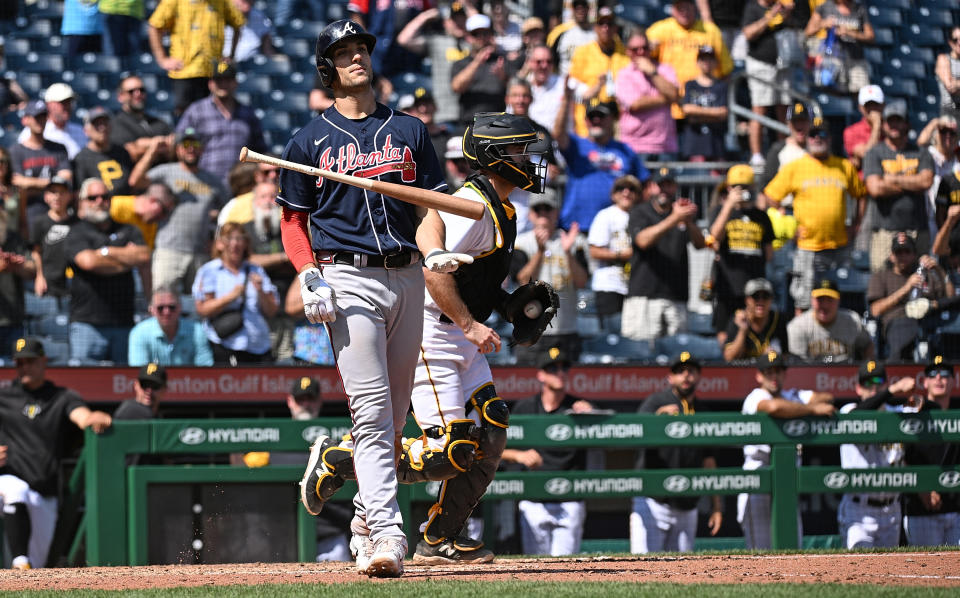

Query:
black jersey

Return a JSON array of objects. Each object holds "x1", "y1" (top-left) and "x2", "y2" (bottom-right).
[{"x1": 0, "y1": 380, "x2": 86, "y2": 496}]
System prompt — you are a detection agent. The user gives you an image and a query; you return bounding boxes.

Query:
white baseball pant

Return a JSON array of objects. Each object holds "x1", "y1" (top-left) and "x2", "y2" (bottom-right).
[
  {"x1": 0, "y1": 474, "x2": 58, "y2": 568},
  {"x1": 629, "y1": 496, "x2": 698, "y2": 553},
  {"x1": 322, "y1": 263, "x2": 425, "y2": 545},
  {"x1": 904, "y1": 512, "x2": 960, "y2": 547},
  {"x1": 737, "y1": 493, "x2": 803, "y2": 549},
  {"x1": 518, "y1": 500, "x2": 586, "y2": 556},
  {"x1": 837, "y1": 496, "x2": 901, "y2": 549}
]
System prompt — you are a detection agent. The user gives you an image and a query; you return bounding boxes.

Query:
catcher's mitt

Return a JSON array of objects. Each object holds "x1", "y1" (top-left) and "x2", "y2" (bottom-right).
[{"x1": 501, "y1": 280, "x2": 559, "y2": 346}]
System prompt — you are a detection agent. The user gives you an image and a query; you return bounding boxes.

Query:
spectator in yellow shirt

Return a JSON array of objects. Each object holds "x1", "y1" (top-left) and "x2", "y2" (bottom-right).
[
  {"x1": 147, "y1": 0, "x2": 245, "y2": 117},
  {"x1": 567, "y1": 6, "x2": 628, "y2": 138},
  {"x1": 647, "y1": 0, "x2": 734, "y2": 119},
  {"x1": 764, "y1": 124, "x2": 866, "y2": 313},
  {"x1": 109, "y1": 182, "x2": 177, "y2": 251}
]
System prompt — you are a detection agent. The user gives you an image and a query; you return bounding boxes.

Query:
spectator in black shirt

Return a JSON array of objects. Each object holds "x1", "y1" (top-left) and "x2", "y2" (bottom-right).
[
  {"x1": 9, "y1": 99, "x2": 72, "y2": 232},
  {"x1": 64, "y1": 178, "x2": 150, "y2": 364},
  {"x1": 501, "y1": 347, "x2": 594, "y2": 556},
  {"x1": 29, "y1": 176, "x2": 77, "y2": 300},
  {"x1": 0, "y1": 209, "x2": 35, "y2": 358},
  {"x1": 0, "y1": 337, "x2": 112, "y2": 569},
  {"x1": 109, "y1": 74, "x2": 174, "y2": 165},
  {"x1": 630, "y1": 352, "x2": 723, "y2": 553},
  {"x1": 113, "y1": 362, "x2": 167, "y2": 420},
  {"x1": 74, "y1": 107, "x2": 156, "y2": 195},
  {"x1": 903, "y1": 356, "x2": 960, "y2": 546},
  {"x1": 708, "y1": 164, "x2": 774, "y2": 341},
  {"x1": 722, "y1": 278, "x2": 789, "y2": 362},
  {"x1": 451, "y1": 14, "x2": 518, "y2": 127}
]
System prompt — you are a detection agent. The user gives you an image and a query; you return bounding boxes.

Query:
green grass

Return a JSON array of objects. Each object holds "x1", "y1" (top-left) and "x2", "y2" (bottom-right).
[{"x1": 5, "y1": 582, "x2": 959, "y2": 598}]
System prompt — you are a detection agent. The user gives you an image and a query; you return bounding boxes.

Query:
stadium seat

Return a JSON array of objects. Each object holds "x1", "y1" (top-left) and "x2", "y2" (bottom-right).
[
  {"x1": 34, "y1": 314, "x2": 69, "y2": 343},
  {"x1": 879, "y1": 77, "x2": 919, "y2": 99},
  {"x1": 872, "y1": 0, "x2": 910, "y2": 8},
  {"x1": 284, "y1": 19, "x2": 326, "y2": 40},
  {"x1": 872, "y1": 28, "x2": 895, "y2": 46},
  {"x1": 3, "y1": 37, "x2": 31, "y2": 58},
  {"x1": 17, "y1": 18, "x2": 54, "y2": 38},
  {"x1": 654, "y1": 333, "x2": 723, "y2": 363},
  {"x1": 282, "y1": 71, "x2": 318, "y2": 93},
  {"x1": 326, "y1": 1, "x2": 348, "y2": 21},
  {"x1": 22, "y1": 52, "x2": 64, "y2": 75},
  {"x1": 866, "y1": 6, "x2": 902, "y2": 27},
  {"x1": 581, "y1": 334, "x2": 653, "y2": 365},
  {"x1": 238, "y1": 72, "x2": 273, "y2": 95},
  {"x1": 848, "y1": 250, "x2": 870, "y2": 272},
  {"x1": 903, "y1": 25, "x2": 944, "y2": 48},
  {"x1": 687, "y1": 312, "x2": 715, "y2": 337},
  {"x1": 815, "y1": 94, "x2": 856, "y2": 118},
  {"x1": 136, "y1": 52, "x2": 167, "y2": 75},
  {"x1": 893, "y1": 45, "x2": 934, "y2": 65},
  {"x1": 883, "y1": 58, "x2": 927, "y2": 81},
  {"x1": 245, "y1": 55, "x2": 292, "y2": 76},
  {"x1": 392, "y1": 71, "x2": 433, "y2": 97},
  {"x1": 16, "y1": 72, "x2": 44, "y2": 97},
  {"x1": 260, "y1": 110, "x2": 292, "y2": 133},
  {"x1": 40, "y1": 338, "x2": 70, "y2": 366},
  {"x1": 577, "y1": 314, "x2": 603, "y2": 339},
  {"x1": 281, "y1": 92, "x2": 310, "y2": 114},
  {"x1": 911, "y1": 7, "x2": 953, "y2": 28},
  {"x1": 862, "y1": 47, "x2": 884, "y2": 67},
  {"x1": 76, "y1": 53, "x2": 122, "y2": 74},
  {"x1": 576, "y1": 289, "x2": 597, "y2": 315},
  {"x1": 277, "y1": 37, "x2": 312, "y2": 60}
]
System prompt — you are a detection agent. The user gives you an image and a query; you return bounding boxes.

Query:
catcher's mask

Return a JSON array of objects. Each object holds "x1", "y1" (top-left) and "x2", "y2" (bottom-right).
[
  {"x1": 315, "y1": 19, "x2": 377, "y2": 88},
  {"x1": 463, "y1": 113, "x2": 548, "y2": 193}
]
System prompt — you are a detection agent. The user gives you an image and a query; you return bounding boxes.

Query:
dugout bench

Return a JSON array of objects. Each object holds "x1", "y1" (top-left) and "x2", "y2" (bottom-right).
[{"x1": 74, "y1": 411, "x2": 960, "y2": 566}]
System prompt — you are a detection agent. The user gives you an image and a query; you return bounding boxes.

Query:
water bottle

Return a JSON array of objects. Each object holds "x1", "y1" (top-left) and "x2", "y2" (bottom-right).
[{"x1": 910, "y1": 266, "x2": 926, "y2": 301}]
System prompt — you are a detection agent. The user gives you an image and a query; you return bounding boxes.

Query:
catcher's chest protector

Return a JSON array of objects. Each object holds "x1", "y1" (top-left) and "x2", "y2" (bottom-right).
[{"x1": 443, "y1": 173, "x2": 517, "y2": 324}]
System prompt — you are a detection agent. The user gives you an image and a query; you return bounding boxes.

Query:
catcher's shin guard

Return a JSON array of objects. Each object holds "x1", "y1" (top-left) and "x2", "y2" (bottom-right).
[
  {"x1": 300, "y1": 435, "x2": 356, "y2": 515},
  {"x1": 422, "y1": 384, "x2": 508, "y2": 543},
  {"x1": 398, "y1": 420, "x2": 480, "y2": 484}
]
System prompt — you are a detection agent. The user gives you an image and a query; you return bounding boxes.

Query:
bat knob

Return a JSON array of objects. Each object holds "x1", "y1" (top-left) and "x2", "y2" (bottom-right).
[{"x1": 239, "y1": 147, "x2": 248, "y2": 162}]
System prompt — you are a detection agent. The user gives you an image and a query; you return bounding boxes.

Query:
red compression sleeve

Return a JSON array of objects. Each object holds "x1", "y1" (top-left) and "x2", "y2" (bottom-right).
[{"x1": 281, "y1": 208, "x2": 316, "y2": 273}]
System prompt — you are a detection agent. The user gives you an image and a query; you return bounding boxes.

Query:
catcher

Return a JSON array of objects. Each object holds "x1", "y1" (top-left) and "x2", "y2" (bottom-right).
[{"x1": 301, "y1": 113, "x2": 557, "y2": 565}]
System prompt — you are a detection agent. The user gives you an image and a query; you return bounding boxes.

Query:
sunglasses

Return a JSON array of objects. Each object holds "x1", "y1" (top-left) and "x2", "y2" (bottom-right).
[
  {"x1": 0, "y1": 158, "x2": 8, "y2": 165},
  {"x1": 139, "y1": 380, "x2": 164, "y2": 390},
  {"x1": 940, "y1": 128, "x2": 958, "y2": 135},
  {"x1": 532, "y1": 205, "x2": 555, "y2": 215},
  {"x1": 809, "y1": 129, "x2": 829, "y2": 139},
  {"x1": 155, "y1": 303, "x2": 179, "y2": 313},
  {"x1": 543, "y1": 363, "x2": 570, "y2": 374},
  {"x1": 951, "y1": 37, "x2": 960, "y2": 43},
  {"x1": 123, "y1": 87, "x2": 146, "y2": 94},
  {"x1": 85, "y1": 193, "x2": 109, "y2": 201},
  {"x1": 180, "y1": 140, "x2": 202, "y2": 149},
  {"x1": 750, "y1": 292, "x2": 773, "y2": 301},
  {"x1": 860, "y1": 376, "x2": 886, "y2": 386},
  {"x1": 927, "y1": 368, "x2": 953, "y2": 378}
]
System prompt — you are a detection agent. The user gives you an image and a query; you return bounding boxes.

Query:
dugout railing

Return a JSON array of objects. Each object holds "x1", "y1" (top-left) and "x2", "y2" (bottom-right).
[{"x1": 74, "y1": 411, "x2": 960, "y2": 566}]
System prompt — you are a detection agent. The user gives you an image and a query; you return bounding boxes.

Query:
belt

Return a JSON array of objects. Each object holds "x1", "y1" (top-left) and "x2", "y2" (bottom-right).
[
  {"x1": 317, "y1": 251, "x2": 421, "y2": 269},
  {"x1": 852, "y1": 496, "x2": 897, "y2": 508}
]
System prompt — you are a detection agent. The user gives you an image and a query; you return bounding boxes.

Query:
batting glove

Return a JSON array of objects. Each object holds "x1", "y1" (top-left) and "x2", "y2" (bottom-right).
[
  {"x1": 299, "y1": 268, "x2": 336, "y2": 324},
  {"x1": 424, "y1": 248, "x2": 474, "y2": 273}
]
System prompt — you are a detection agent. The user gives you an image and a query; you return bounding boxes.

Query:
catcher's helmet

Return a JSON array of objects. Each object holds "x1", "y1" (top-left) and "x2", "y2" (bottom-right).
[
  {"x1": 315, "y1": 19, "x2": 377, "y2": 88},
  {"x1": 462, "y1": 113, "x2": 547, "y2": 193}
]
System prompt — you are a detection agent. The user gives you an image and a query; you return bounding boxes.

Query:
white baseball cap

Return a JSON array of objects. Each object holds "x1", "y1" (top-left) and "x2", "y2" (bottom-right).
[
  {"x1": 857, "y1": 84, "x2": 884, "y2": 106},
  {"x1": 445, "y1": 136, "x2": 464, "y2": 159},
  {"x1": 45, "y1": 82, "x2": 76, "y2": 103},
  {"x1": 466, "y1": 14, "x2": 492, "y2": 33}
]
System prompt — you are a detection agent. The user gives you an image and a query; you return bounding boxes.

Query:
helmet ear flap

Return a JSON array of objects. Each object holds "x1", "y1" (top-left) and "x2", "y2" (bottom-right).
[{"x1": 317, "y1": 56, "x2": 335, "y2": 88}]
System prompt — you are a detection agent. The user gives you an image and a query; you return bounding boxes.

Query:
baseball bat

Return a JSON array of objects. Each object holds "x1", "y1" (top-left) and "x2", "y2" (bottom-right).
[{"x1": 238, "y1": 147, "x2": 484, "y2": 221}]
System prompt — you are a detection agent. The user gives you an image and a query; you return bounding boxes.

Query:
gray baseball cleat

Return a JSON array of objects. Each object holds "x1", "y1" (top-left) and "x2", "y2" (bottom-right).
[{"x1": 413, "y1": 536, "x2": 495, "y2": 565}]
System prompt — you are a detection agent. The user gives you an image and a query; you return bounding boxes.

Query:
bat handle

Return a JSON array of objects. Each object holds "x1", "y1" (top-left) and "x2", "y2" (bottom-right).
[{"x1": 239, "y1": 147, "x2": 249, "y2": 162}]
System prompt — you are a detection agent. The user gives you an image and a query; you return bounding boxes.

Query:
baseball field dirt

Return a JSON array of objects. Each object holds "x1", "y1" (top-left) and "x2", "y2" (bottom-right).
[{"x1": 2, "y1": 552, "x2": 959, "y2": 591}]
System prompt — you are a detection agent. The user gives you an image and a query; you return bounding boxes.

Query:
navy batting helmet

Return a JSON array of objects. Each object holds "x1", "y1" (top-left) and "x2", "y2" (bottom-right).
[
  {"x1": 315, "y1": 19, "x2": 377, "y2": 87},
  {"x1": 462, "y1": 113, "x2": 547, "y2": 193}
]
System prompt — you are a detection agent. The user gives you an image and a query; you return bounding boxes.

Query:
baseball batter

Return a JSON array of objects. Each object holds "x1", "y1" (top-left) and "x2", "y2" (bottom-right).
[
  {"x1": 0, "y1": 338, "x2": 112, "y2": 569},
  {"x1": 300, "y1": 113, "x2": 555, "y2": 564},
  {"x1": 278, "y1": 19, "x2": 447, "y2": 578},
  {"x1": 837, "y1": 360, "x2": 914, "y2": 549},
  {"x1": 738, "y1": 351, "x2": 835, "y2": 549}
]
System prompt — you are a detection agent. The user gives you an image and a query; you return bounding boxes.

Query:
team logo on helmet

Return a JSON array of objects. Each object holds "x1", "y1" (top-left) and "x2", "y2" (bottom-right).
[
  {"x1": 16, "y1": 338, "x2": 25, "y2": 353},
  {"x1": 866, "y1": 361, "x2": 877, "y2": 373},
  {"x1": 147, "y1": 363, "x2": 159, "y2": 376},
  {"x1": 300, "y1": 377, "x2": 312, "y2": 390}
]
